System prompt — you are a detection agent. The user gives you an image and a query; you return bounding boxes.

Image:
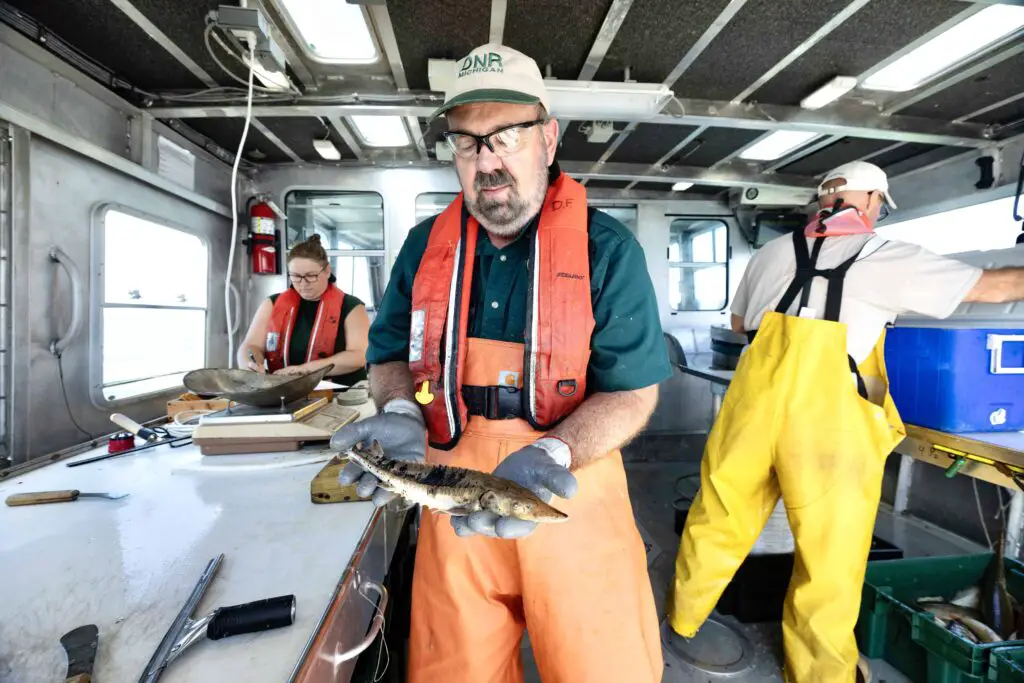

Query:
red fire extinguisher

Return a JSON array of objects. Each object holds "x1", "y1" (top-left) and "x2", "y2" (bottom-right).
[{"x1": 245, "y1": 197, "x2": 282, "y2": 275}]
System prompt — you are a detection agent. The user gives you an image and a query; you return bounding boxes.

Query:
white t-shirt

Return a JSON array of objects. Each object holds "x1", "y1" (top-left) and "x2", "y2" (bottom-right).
[{"x1": 732, "y1": 233, "x2": 983, "y2": 364}]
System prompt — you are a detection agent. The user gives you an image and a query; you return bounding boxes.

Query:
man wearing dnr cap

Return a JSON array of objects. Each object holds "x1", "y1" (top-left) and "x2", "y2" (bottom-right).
[
  {"x1": 669, "y1": 160, "x2": 1024, "y2": 682},
  {"x1": 331, "y1": 43, "x2": 669, "y2": 683}
]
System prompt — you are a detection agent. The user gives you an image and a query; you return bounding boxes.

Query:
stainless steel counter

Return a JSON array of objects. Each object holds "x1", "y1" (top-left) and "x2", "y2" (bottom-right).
[{"x1": 0, "y1": 410, "x2": 403, "y2": 683}]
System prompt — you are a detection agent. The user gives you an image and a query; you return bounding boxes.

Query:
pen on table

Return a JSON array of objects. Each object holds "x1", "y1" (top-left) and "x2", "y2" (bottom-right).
[{"x1": 248, "y1": 350, "x2": 259, "y2": 371}]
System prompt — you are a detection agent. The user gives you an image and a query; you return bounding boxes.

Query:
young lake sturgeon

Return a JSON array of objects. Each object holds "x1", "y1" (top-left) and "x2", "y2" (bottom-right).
[{"x1": 346, "y1": 440, "x2": 569, "y2": 523}]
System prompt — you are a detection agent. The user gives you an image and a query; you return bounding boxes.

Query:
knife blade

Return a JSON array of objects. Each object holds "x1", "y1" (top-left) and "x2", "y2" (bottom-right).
[{"x1": 60, "y1": 624, "x2": 98, "y2": 683}]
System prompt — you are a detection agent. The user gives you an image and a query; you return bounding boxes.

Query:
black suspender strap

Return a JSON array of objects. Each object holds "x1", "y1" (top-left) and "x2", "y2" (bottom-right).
[
  {"x1": 774, "y1": 229, "x2": 817, "y2": 316},
  {"x1": 774, "y1": 230, "x2": 860, "y2": 323},
  {"x1": 848, "y1": 355, "x2": 868, "y2": 401},
  {"x1": 763, "y1": 230, "x2": 871, "y2": 400}
]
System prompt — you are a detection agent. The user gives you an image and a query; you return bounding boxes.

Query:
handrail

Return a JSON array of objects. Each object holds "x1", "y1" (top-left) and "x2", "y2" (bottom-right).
[{"x1": 48, "y1": 246, "x2": 85, "y2": 356}]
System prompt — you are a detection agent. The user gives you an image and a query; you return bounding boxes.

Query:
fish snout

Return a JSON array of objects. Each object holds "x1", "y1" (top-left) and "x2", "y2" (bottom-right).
[{"x1": 479, "y1": 490, "x2": 570, "y2": 523}]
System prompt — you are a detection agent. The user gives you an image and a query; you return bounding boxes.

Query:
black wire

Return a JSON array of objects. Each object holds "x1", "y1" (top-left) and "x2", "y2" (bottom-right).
[
  {"x1": 1013, "y1": 145, "x2": 1024, "y2": 223},
  {"x1": 56, "y1": 351, "x2": 96, "y2": 441}
]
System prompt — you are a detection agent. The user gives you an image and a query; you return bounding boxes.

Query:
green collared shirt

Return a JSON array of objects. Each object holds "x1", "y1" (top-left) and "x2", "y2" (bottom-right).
[{"x1": 367, "y1": 206, "x2": 671, "y2": 393}]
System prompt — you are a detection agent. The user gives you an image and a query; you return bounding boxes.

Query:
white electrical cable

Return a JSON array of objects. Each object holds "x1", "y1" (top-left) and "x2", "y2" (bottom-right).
[
  {"x1": 226, "y1": 39, "x2": 256, "y2": 369},
  {"x1": 164, "y1": 409, "x2": 213, "y2": 438}
]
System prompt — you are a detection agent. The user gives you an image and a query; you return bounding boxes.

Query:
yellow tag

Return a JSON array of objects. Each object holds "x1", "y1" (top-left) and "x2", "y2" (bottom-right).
[{"x1": 415, "y1": 380, "x2": 435, "y2": 405}]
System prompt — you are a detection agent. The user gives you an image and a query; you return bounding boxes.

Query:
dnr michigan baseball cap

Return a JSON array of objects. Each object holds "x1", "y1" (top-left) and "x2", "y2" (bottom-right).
[{"x1": 430, "y1": 43, "x2": 551, "y2": 121}]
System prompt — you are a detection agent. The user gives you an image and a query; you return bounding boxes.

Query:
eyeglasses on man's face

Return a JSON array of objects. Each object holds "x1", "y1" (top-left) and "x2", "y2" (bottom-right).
[
  {"x1": 288, "y1": 267, "x2": 325, "y2": 285},
  {"x1": 442, "y1": 119, "x2": 547, "y2": 159}
]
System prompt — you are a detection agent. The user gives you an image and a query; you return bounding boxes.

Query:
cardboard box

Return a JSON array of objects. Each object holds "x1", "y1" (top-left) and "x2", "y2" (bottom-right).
[{"x1": 167, "y1": 392, "x2": 234, "y2": 418}]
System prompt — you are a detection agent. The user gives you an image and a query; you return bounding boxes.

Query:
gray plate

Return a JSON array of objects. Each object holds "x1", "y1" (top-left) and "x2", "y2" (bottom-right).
[{"x1": 182, "y1": 365, "x2": 334, "y2": 407}]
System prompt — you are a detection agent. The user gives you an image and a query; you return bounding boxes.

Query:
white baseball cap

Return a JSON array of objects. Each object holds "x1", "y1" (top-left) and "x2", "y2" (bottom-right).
[
  {"x1": 817, "y1": 161, "x2": 898, "y2": 209},
  {"x1": 430, "y1": 43, "x2": 551, "y2": 121}
]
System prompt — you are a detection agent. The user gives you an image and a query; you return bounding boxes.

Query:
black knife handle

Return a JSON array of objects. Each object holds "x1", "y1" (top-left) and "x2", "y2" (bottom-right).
[{"x1": 206, "y1": 595, "x2": 296, "y2": 640}]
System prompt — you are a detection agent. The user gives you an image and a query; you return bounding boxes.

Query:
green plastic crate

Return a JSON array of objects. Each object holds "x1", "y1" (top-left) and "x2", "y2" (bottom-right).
[
  {"x1": 913, "y1": 611, "x2": 1018, "y2": 681},
  {"x1": 857, "y1": 561, "x2": 931, "y2": 680},
  {"x1": 987, "y1": 646, "x2": 1024, "y2": 682},
  {"x1": 856, "y1": 553, "x2": 1024, "y2": 683}
]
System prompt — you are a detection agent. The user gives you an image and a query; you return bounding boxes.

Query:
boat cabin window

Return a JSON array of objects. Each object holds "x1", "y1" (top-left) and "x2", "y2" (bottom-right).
[
  {"x1": 415, "y1": 193, "x2": 458, "y2": 223},
  {"x1": 876, "y1": 195, "x2": 1024, "y2": 254},
  {"x1": 668, "y1": 218, "x2": 729, "y2": 311},
  {"x1": 596, "y1": 205, "x2": 639, "y2": 236},
  {"x1": 94, "y1": 208, "x2": 208, "y2": 403},
  {"x1": 285, "y1": 190, "x2": 386, "y2": 310}
]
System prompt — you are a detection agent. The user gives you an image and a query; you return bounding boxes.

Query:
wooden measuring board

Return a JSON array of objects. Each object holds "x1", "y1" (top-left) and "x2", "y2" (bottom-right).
[
  {"x1": 310, "y1": 455, "x2": 362, "y2": 504},
  {"x1": 192, "y1": 402, "x2": 361, "y2": 455}
]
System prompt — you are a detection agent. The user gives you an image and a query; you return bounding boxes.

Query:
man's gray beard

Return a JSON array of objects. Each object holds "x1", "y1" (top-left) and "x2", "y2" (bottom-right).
[{"x1": 467, "y1": 155, "x2": 548, "y2": 237}]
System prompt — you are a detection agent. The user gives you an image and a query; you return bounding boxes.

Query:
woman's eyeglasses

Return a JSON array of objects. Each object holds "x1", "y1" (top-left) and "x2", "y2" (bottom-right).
[{"x1": 288, "y1": 268, "x2": 325, "y2": 284}]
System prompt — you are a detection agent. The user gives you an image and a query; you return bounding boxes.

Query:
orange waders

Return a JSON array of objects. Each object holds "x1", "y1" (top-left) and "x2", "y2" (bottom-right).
[{"x1": 407, "y1": 339, "x2": 663, "y2": 683}]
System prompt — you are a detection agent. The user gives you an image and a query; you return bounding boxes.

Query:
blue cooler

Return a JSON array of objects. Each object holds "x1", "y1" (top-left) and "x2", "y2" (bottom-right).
[
  {"x1": 882, "y1": 244, "x2": 1024, "y2": 434},
  {"x1": 884, "y1": 327, "x2": 1024, "y2": 433}
]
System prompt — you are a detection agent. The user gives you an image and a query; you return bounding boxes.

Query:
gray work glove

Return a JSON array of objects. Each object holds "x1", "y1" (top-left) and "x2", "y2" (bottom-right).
[
  {"x1": 451, "y1": 438, "x2": 578, "y2": 539},
  {"x1": 331, "y1": 398, "x2": 426, "y2": 507}
]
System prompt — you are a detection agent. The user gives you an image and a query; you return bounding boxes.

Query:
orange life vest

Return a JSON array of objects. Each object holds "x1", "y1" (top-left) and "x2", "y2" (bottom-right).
[
  {"x1": 409, "y1": 172, "x2": 595, "y2": 450},
  {"x1": 265, "y1": 284, "x2": 344, "y2": 372}
]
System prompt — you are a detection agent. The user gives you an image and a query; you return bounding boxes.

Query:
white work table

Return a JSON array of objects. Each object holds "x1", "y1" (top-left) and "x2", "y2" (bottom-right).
[{"x1": 0, "y1": 401, "x2": 402, "y2": 683}]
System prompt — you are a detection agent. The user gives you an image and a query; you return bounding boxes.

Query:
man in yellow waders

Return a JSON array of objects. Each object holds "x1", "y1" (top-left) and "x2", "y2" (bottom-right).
[{"x1": 669, "y1": 160, "x2": 1024, "y2": 682}]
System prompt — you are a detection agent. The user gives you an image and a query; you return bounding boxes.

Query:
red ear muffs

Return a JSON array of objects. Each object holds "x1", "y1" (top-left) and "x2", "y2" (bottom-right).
[{"x1": 804, "y1": 205, "x2": 874, "y2": 237}]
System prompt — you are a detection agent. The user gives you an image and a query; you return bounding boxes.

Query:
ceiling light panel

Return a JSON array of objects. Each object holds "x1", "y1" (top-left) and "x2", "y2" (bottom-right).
[
  {"x1": 738, "y1": 131, "x2": 819, "y2": 161},
  {"x1": 800, "y1": 76, "x2": 858, "y2": 110},
  {"x1": 276, "y1": 0, "x2": 378, "y2": 63},
  {"x1": 862, "y1": 4, "x2": 1024, "y2": 92},
  {"x1": 349, "y1": 116, "x2": 411, "y2": 147}
]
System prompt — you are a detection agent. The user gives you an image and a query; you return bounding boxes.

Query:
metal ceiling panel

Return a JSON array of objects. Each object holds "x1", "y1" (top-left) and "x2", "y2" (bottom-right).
[
  {"x1": 970, "y1": 98, "x2": 1024, "y2": 127},
  {"x1": 609, "y1": 124, "x2": 699, "y2": 164},
  {"x1": 127, "y1": 0, "x2": 231, "y2": 88},
  {"x1": 3, "y1": 0, "x2": 206, "y2": 89},
  {"x1": 593, "y1": 0, "x2": 732, "y2": 82},
  {"x1": 257, "y1": 117, "x2": 356, "y2": 162},
  {"x1": 387, "y1": 0, "x2": 489, "y2": 90},
  {"x1": 630, "y1": 181, "x2": 674, "y2": 191},
  {"x1": 182, "y1": 118, "x2": 292, "y2": 163},
  {"x1": 750, "y1": 0, "x2": 967, "y2": 106},
  {"x1": 869, "y1": 142, "x2": 940, "y2": 169},
  {"x1": 864, "y1": 142, "x2": 970, "y2": 177},
  {"x1": 585, "y1": 179, "x2": 632, "y2": 189},
  {"x1": 672, "y1": 0, "x2": 852, "y2": 101},
  {"x1": 778, "y1": 137, "x2": 901, "y2": 175},
  {"x1": 882, "y1": 145, "x2": 968, "y2": 176},
  {"x1": 678, "y1": 184, "x2": 727, "y2": 197},
  {"x1": 558, "y1": 120, "x2": 614, "y2": 162},
  {"x1": 678, "y1": 127, "x2": 763, "y2": 167},
  {"x1": 629, "y1": 181, "x2": 723, "y2": 196},
  {"x1": 899, "y1": 52, "x2": 1024, "y2": 122},
  {"x1": 503, "y1": 0, "x2": 613, "y2": 80}
]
